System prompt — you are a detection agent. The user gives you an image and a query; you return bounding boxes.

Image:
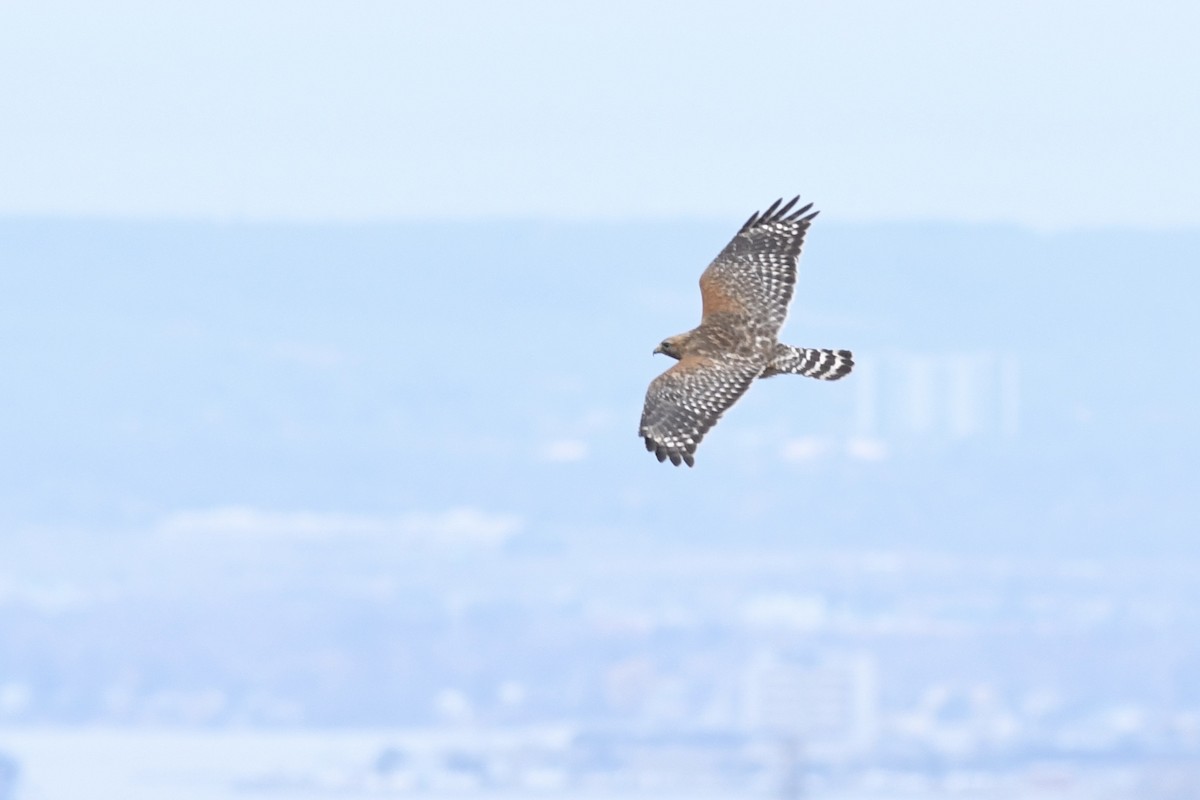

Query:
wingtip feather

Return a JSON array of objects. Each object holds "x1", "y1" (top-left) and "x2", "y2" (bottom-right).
[
  {"x1": 742, "y1": 195, "x2": 820, "y2": 230},
  {"x1": 775, "y1": 196, "x2": 800, "y2": 219},
  {"x1": 785, "y1": 201, "x2": 816, "y2": 222}
]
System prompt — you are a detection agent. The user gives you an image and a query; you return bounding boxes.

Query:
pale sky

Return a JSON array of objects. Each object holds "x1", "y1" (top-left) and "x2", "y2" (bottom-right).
[{"x1": 1, "y1": 0, "x2": 1197, "y2": 227}]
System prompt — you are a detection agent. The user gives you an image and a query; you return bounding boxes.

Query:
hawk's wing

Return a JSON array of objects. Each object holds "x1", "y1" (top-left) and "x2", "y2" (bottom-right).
[
  {"x1": 639, "y1": 353, "x2": 762, "y2": 467},
  {"x1": 698, "y1": 196, "x2": 819, "y2": 339}
]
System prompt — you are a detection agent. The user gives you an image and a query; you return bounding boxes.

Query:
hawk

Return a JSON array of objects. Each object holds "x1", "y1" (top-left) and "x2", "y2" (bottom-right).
[{"x1": 639, "y1": 196, "x2": 853, "y2": 467}]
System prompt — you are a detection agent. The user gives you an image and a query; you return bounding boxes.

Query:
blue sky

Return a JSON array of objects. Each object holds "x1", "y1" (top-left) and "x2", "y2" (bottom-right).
[{"x1": 1, "y1": 0, "x2": 1197, "y2": 227}]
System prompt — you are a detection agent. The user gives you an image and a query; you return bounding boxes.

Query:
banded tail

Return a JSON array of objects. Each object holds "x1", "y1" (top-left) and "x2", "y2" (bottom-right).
[{"x1": 761, "y1": 345, "x2": 853, "y2": 380}]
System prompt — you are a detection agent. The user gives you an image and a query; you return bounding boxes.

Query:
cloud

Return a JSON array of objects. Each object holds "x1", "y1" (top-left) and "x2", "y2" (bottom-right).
[
  {"x1": 846, "y1": 437, "x2": 889, "y2": 462},
  {"x1": 538, "y1": 439, "x2": 589, "y2": 463},
  {"x1": 743, "y1": 594, "x2": 827, "y2": 632},
  {"x1": 262, "y1": 340, "x2": 348, "y2": 370},
  {"x1": 781, "y1": 436, "x2": 890, "y2": 463},
  {"x1": 780, "y1": 436, "x2": 832, "y2": 462},
  {"x1": 0, "y1": 579, "x2": 89, "y2": 613},
  {"x1": 157, "y1": 506, "x2": 523, "y2": 548}
]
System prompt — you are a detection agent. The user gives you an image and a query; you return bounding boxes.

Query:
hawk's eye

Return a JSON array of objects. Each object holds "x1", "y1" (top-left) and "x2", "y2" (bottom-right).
[{"x1": 661, "y1": 341, "x2": 671, "y2": 351}]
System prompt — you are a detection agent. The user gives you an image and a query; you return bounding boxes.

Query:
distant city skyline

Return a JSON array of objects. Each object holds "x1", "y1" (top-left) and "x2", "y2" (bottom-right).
[{"x1": 1, "y1": 1, "x2": 1198, "y2": 227}]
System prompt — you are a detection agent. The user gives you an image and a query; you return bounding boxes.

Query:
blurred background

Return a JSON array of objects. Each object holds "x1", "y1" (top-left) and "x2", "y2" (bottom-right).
[{"x1": 2, "y1": 2, "x2": 1199, "y2": 798}]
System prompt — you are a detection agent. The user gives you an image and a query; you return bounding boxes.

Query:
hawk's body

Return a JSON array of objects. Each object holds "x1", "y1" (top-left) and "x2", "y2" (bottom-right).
[{"x1": 639, "y1": 196, "x2": 853, "y2": 467}]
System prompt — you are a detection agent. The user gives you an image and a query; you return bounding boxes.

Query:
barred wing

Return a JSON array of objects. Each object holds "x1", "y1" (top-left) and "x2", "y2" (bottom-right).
[
  {"x1": 638, "y1": 353, "x2": 761, "y2": 467},
  {"x1": 698, "y1": 196, "x2": 819, "y2": 338}
]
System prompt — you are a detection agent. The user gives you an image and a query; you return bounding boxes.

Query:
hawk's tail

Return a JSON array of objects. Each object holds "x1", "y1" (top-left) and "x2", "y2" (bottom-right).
[{"x1": 763, "y1": 346, "x2": 853, "y2": 380}]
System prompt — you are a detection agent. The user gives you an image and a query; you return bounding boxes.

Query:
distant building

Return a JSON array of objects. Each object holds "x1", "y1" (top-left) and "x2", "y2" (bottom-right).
[
  {"x1": 0, "y1": 751, "x2": 17, "y2": 800},
  {"x1": 852, "y1": 351, "x2": 1020, "y2": 446},
  {"x1": 741, "y1": 650, "x2": 879, "y2": 757}
]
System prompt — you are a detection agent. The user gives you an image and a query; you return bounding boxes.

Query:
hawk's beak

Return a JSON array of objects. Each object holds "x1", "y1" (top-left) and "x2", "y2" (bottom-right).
[{"x1": 652, "y1": 344, "x2": 664, "y2": 355}]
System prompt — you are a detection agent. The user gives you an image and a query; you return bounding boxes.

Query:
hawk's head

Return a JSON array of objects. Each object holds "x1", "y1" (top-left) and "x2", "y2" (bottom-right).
[{"x1": 653, "y1": 336, "x2": 685, "y2": 360}]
